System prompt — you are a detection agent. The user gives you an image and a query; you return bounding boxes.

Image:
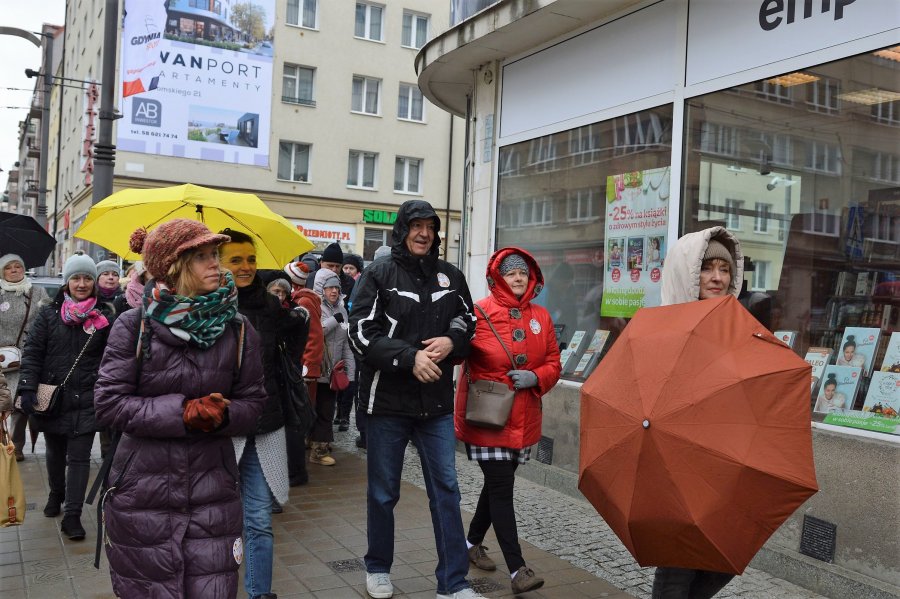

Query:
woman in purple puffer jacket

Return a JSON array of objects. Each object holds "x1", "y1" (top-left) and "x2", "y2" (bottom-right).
[{"x1": 94, "y1": 220, "x2": 267, "y2": 599}]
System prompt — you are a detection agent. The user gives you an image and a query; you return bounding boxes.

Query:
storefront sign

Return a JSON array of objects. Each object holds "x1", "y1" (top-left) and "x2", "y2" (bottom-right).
[
  {"x1": 81, "y1": 82, "x2": 99, "y2": 185},
  {"x1": 117, "y1": 0, "x2": 276, "y2": 166},
  {"x1": 363, "y1": 209, "x2": 397, "y2": 224},
  {"x1": 824, "y1": 411, "x2": 899, "y2": 435},
  {"x1": 687, "y1": 0, "x2": 899, "y2": 86},
  {"x1": 601, "y1": 166, "x2": 670, "y2": 318},
  {"x1": 290, "y1": 220, "x2": 356, "y2": 245}
]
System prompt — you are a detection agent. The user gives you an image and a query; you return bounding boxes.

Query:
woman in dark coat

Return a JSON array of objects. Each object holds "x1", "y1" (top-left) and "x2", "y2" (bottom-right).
[
  {"x1": 94, "y1": 219, "x2": 267, "y2": 599},
  {"x1": 18, "y1": 251, "x2": 115, "y2": 540}
]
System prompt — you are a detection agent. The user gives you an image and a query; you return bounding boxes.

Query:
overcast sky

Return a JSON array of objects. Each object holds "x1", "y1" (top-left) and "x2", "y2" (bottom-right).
[{"x1": 0, "y1": 2, "x2": 66, "y2": 191}]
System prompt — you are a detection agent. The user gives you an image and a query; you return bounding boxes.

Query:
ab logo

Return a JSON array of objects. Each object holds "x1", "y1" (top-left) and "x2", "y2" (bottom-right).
[{"x1": 132, "y1": 98, "x2": 162, "y2": 127}]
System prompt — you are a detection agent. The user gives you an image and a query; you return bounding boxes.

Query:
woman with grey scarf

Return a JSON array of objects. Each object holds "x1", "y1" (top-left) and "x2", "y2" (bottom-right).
[{"x1": 0, "y1": 254, "x2": 48, "y2": 460}]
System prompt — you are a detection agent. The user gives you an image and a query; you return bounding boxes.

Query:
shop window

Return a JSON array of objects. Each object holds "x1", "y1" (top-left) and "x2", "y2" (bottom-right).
[
  {"x1": 283, "y1": 64, "x2": 315, "y2": 106},
  {"x1": 355, "y1": 2, "x2": 384, "y2": 42},
  {"x1": 683, "y1": 46, "x2": 900, "y2": 436},
  {"x1": 754, "y1": 202, "x2": 772, "y2": 233},
  {"x1": 277, "y1": 142, "x2": 310, "y2": 182},
  {"x1": 348, "y1": 150, "x2": 377, "y2": 189},
  {"x1": 496, "y1": 105, "x2": 673, "y2": 383},
  {"x1": 394, "y1": 157, "x2": 422, "y2": 194},
  {"x1": 364, "y1": 227, "x2": 390, "y2": 261},
  {"x1": 402, "y1": 11, "x2": 429, "y2": 49},
  {"x1": 287, "y1": 0, "x2": 317, "y2": 29},
  {"x1": 352, "y1": 76, "x2": 381, "y2": 115},
  {"x1": 398, "y1": 83, "x2": 424, "y2": 121},
  {"x1": 725, "y1": 199, "x2": 743, "y2": 230}
]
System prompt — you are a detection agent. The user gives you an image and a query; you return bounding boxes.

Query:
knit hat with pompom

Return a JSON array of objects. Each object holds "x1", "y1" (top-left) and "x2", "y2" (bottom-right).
[{"x1": 129, "y1": 219, "x2": 230, "y2": 282}]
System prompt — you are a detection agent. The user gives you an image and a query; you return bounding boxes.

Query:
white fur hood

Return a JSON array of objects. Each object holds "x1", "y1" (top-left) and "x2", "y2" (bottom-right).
[{"x1": 660, "y1": 226, "x2": 743, "y2": 306}]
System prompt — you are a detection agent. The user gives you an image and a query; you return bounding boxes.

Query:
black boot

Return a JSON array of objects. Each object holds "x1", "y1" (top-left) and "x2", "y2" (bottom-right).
[
  {"x1": 355, "y1": 433, "x2": 366, "y2": 449},
  {"x1": 43, "y1": 492, "x2": 64, "y2": 517},
  {"x1": 61, "y1": 514, "x2": 86, "y2": 541}
]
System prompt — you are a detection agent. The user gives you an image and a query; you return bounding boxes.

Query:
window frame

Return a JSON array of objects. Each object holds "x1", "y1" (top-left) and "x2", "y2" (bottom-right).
[
  {"x1": 397, "y1": 83, "x2": 425, "y2": 122},
  {"x1": 754, "y1": 202, "x2": 772, "y2": 234},
  {"x1": 352, "y1": 75, "x2": 382, "y2": 116},
  {"x1": 282, "y1": 63, "x2": 315, "y2": 107},
  {"x1": 725, "y1": 198, "x2": 743, "y2": 230},
  {"x1": 394, "y1": 156, "x2": 423, "y2": 195},
  {"x1": 286, "y1": 0, "x2": 318, "y2": 29},
  {"x1": 355, "y1": 2, "x2": 385, "y2": 43},
  {"x1": 277, "y1": 141, "x2": 311, "y2": 183},
  {"x1": 347, "y1": 150, "x2": 378, "y2": 190},
  {"x1": 401, "y1": 10, "x2": 429, "y2": 49}
]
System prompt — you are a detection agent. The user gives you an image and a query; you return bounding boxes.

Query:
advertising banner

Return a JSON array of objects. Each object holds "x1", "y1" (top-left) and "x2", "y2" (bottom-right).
[
  {"x1": 118, "y1": 0, "x2": 276, "y2": 166},
  {"x1": 600, "y1": 166, "x2": 670, "y2": 318},
  {"x1": 290, "y1": 220, "x2": 357, "y2": 250}
]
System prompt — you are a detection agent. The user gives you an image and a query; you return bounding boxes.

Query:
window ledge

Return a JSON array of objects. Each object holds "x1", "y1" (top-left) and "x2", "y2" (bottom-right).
[
  {"x1": 285, "y1": 23, "x2": 319, "y2": 32},
  {"x1": 347, "y1": 185, "x2": 378, "y2": 192},
  {"x1": 397, "y1": 117, "x2": 426, "y2": 125},
  {"x1": 394, "y1": 189, "x2": 423, "y2": 196},
  {"x1": 276, "y1": 177, "x2": 311, "y2": 185},
  {"x1": 353, "y1": 36, "x2": 386, "y2": 45},
  {"x1": 351, "y1": 110, "x2": 382, "y2": 118}
]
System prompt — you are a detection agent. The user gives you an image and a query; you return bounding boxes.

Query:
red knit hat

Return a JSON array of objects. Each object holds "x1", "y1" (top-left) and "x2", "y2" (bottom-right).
[{"x1": 129, "y1": 219, "x2": 230, "y2": 282}]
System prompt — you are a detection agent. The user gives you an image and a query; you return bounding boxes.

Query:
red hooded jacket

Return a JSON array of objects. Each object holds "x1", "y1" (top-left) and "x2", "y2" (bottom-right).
[
  {"x1": 455, "y1": 247, "x2": 561, "y2": 449},
  {"x1": 292, "y1": 286, "x2": 323, "y2": 378}
]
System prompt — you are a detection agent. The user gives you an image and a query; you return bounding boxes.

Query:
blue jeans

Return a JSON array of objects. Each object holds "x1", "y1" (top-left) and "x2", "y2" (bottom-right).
[
  {"x1": 365, "y1": 414, "x2": 470, "y2": 595},
  {"x1": 239, "y1": 438, "x2": 275, "y2": 598}
]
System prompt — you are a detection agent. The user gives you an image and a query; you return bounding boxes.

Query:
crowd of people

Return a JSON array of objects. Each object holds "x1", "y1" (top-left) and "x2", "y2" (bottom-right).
[{"x1": 0, "y1": 198, "x2": 767, "y2": 599}]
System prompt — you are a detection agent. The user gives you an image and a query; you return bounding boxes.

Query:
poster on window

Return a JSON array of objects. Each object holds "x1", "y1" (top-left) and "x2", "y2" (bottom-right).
[
  {"x1": 117, "y1": 0, "x2": 275, "y2": 166},
  {"x1": 600, "y1": 166, "x2": 670, "y2": 318}
]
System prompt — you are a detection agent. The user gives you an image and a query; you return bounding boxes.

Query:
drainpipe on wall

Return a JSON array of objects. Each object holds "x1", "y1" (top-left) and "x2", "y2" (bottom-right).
[
  {"x1": 445, "y1": 112, "x2": 453, "y2": 263},
  {"x1": 459, "y1": 93, "x2": 473, "y2": 275}
]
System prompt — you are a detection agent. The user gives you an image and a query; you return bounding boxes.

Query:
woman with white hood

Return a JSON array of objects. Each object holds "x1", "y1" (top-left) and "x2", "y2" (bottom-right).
[
  {"x1": 0, "y1": 254, "x2": 48, "y2": 460},
  {"x1": 654, "y1": 226, "x2": 743, "y2": 599}
]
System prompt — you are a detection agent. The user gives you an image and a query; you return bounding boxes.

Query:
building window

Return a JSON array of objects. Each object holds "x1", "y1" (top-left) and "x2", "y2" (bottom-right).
[
  {"x1": 277, "y1": 142, "x2": 310, "y2": 182},
  {"x1": 751, "y1": 261, "x2": 769, "y2": 291},
  {"x1": 352, "y1": 76, "x2": 381, "y2": 115},
  {"x1": 394, "y1": 157, "x2": 422, "y2": 194},
  {"x1": 566, "y1": 188, "x2": 600, "y2": 222},
  {"x1": 348, "y1": 150, "x2": 377, "y2": 189},
  {"x1": 804, "y1": 140, "x2": 842, "y2": 175},
  {"x1": 528, "y1": 136, "x2": 557, "y2": 172},
  {"x1": 754, "y1": 202, "x2": 772, "y2": 233},
  {"x1": 397, "y1": 83, "x2": 424, "y2": 122},
  {"x1": 872, "y1": 100, "x2": 900, "y2": 126},
  {"x1": 698, "y1": 122, "x2": 739, "y2": 157},
  {"x1": 569, "y1": 125, "x2": 602, "y2": 166},
  {"x1": 754, "y1": 80, "x2": 792, "y2": 104},
  {"x1": 807, "y1": 78, "x2": 840, "y2": 114},
  {"x1": 725, "y1": 199, "x2": 743, "y2": 230},
  {"x1": 355, "y1": 3, "x2": 384, "y2": 42},
  {"x1": 402, "y1": 11, "x2": 429, "y2": 49},
  {"x1": 282, "y1": 64, "x2": 315, "y2": 106},
  {"x1": 286, "y1": 0, "x2": 317, "y2": 28},
  {"x1": 498, "y1": 149, "x2": 520, "y2": 176},
  {"x1": 364, "y1": 227, "x2": 389, "y2": 261}
]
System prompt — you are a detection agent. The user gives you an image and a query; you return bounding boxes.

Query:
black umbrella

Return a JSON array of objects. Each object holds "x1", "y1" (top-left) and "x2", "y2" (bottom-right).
[{"x1": 0, "y1": 212, "x2": 57, "y2": 268}]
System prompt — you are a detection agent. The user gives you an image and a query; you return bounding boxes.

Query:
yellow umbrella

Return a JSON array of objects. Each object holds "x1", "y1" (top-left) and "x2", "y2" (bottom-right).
[{"x1": 75, "y1": 184, "x2": 313, "y2": 269}]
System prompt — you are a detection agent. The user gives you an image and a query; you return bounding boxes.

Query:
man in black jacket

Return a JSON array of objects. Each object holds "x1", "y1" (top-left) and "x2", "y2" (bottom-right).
[{"x1": 349, "y1": 200, "x2": 482, "y2": 599}]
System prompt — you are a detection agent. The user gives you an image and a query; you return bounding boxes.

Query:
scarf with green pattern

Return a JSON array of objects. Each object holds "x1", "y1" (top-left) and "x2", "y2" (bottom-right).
[{"x1": 143, "y1": 272, "x2": 238, "y2": 349}]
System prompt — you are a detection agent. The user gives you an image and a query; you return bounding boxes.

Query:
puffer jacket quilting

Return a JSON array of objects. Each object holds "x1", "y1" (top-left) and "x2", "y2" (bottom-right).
[{"x1": 94, "y1": 308, "x2": 267, "y2": 599}]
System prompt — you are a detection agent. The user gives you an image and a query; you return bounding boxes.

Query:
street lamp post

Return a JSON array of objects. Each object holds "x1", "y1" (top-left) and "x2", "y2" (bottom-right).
[{"x1": 92, "y1": 0, "x2": 121, "y2": 212}]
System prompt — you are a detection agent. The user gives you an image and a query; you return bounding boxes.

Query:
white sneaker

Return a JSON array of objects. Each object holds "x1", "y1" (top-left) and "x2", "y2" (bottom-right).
[
  {"x1": 436, "y1": 588, "x2": 487, "y2": 599},
  {"x1": 366, "y1": 572, "x2": 394, "y2": 598}
]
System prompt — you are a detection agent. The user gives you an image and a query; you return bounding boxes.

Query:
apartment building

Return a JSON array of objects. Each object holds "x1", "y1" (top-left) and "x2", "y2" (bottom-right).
[{"x1": 40, "y1": 0, "x2": 463, "y2": 269}]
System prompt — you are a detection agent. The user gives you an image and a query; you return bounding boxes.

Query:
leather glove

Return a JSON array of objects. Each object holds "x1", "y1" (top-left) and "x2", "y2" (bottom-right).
[
  {"x1": 183, "y1": 392, "x2": 228, "y2": 432},
  {"x1": 507, "y1": 370, "x2": 538, "y2": 390},
  {"x1": 18, "y1": 391, "x2": 38, "y2": 416},
  {"x1": 333, "y1": 312, "x2": 344, "y2": 323}
]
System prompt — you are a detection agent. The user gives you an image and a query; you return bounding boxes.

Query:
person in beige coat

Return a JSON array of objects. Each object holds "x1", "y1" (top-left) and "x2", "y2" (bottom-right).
[{"x1": 655, "y1": 226, "x2": 744, "y2": 599}]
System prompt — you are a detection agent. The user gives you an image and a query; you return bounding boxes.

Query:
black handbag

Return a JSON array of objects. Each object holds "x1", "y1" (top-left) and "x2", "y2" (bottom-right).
[{"x1": 277, "y1": 342, "x2": 315, "y2": 434}]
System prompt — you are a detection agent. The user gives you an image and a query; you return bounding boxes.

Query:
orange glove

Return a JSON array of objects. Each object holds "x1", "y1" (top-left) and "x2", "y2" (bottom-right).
[{"x1": 183, "y1": 392, "x2": 229, "y2": 432}]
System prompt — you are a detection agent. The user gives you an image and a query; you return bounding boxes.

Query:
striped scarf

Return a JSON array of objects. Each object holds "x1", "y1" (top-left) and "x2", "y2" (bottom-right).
[{"x1": 143, "y1": 272, "x2": 238, "y2": 349}]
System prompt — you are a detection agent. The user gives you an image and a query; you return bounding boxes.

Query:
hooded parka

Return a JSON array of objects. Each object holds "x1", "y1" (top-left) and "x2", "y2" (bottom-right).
[
  {"x1": 349, "y1": 200, "x2": 476, "y2": 417},
  {"x1": 455, "y1": 248, "x2": 562, "y2": 449},
  {"x1": 18, "y1": 291, "x2": 115, "y2": 436},
  {"x1": 660, "y1": 226, "x2": 743, "y2": 306},
  {"x1": 313, "y1": 270, "x2": 355, "y2": 385},
  {"x1": 93, "y1": 309, "x2": 267, "y2": 599}
]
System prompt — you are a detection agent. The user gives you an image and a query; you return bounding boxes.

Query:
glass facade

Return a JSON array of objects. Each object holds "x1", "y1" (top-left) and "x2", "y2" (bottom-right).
[{"x1": 495, "y1": 45, "x2": 899, "y2": 429}]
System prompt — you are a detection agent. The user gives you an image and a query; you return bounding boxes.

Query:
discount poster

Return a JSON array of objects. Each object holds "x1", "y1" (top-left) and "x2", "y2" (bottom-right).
[{"x1": 601, "y1": 166, "x2": 670, "y2": 318}]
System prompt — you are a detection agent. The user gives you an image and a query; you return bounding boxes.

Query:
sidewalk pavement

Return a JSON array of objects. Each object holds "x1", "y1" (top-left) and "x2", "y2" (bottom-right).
[{"x1": 2, "y1": 429, "x2": 827, "y2": 599}]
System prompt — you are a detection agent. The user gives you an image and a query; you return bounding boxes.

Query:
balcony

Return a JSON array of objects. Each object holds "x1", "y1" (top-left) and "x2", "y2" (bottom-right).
[
  {"x1": 29, "y1": 97, "x2": 42, "y2": 119},
  {"x1": 27, "y1": 144, "x2": 40, "y2": 158}
]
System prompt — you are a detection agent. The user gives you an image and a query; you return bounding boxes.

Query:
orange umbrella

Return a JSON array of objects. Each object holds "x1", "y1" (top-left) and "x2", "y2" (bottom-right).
[{"x1": 579, "y1": 295, "x2": 818, "y2": 575}]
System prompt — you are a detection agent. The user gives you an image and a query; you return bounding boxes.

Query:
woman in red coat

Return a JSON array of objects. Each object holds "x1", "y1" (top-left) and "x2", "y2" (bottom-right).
[{"x1": 454, "y1": 247, "x2": 561, "y2": 594}]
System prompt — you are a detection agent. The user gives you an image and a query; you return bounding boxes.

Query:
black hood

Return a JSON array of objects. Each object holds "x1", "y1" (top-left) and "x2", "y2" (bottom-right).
[{"x1": 391, "y1": 200, "x2": 442, "y2": 261}]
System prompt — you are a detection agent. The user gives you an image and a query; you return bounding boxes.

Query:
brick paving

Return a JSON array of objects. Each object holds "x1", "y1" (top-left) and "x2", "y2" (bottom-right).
[{"x1": 0, "y1": 426, "x2": 829, "y2": 598}]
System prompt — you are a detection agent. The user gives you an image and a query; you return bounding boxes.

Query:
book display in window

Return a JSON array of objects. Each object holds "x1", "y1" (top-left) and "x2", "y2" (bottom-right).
[
  {"x1": 774, "y1": 330, "x2": 798, "y2": 350},
  {"x1": 862, "y1": 371, "x2": 900, "y2": 419},
  {"x1": 813, "y1": 365, "x2": 863, "y2": 414},
  {"x1": 835, "y1": 327, "x2": 880, "y2": 377},
  {"x1": 561, "y1": 330, "x2": 588, "y2": 375},
  {"x1": 571, "y1": 330, "x2": 612, "y2": 378},
  {"x1": 880, "y1": 332, "x2": 900, "y2": 372},
  {"x1": 804, "y1": 346, "x2": 833, "y2": 395}
]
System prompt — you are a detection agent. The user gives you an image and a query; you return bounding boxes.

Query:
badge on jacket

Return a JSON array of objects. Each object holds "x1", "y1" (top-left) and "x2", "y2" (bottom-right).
[
  {"x1": 233, "y1": 537, "x2": 243, "y2": 564},
  {"x1": 437, "y1": 273, "x2": 450, "y2": 288},
  {"x1": 530, "y1": 318, "x2": 541, "y2": 335}
]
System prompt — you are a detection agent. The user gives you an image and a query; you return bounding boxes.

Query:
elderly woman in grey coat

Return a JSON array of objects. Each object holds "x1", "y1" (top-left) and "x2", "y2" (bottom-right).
[
  {"x1": 0, "y1": 253, "x2": 48, "y2": 460},
  {"x1": 309, "y1": 268, "x2": 355, "y2": 466}
]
